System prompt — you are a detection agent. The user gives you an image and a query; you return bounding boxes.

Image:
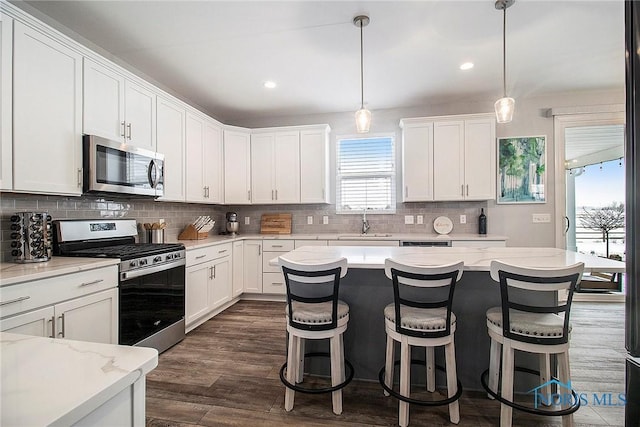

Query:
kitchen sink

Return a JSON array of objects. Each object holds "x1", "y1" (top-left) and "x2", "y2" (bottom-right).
[{"x1": 337, "y1": 233, "x2": 394, "y2": 239}]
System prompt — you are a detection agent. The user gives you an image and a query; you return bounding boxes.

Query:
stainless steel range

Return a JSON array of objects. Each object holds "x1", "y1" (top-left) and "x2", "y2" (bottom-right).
[{"x1": 53, "y1": 219, "x2": 185, "y2": 353}]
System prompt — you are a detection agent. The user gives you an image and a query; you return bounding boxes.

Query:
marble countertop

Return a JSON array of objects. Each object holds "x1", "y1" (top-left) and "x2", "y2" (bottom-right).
[
  {"x1": 0, "y1": 332, "x2": 158, "y2": 427},
  {"x1": 270, "y1": 246, "x2": 626, "y2": 273},
  {"x1": 0, "y1": 257, "x2": 120, "y2": 287}
]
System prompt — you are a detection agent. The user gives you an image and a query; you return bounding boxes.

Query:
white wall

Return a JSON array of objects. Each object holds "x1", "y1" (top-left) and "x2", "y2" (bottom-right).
[{"x1": 231, "y1": 89, "x2": 625, "y2": 247}]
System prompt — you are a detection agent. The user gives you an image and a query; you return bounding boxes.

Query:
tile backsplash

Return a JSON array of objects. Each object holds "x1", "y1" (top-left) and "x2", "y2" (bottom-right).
[{"x1": 0, "y1": 192, "x2": 487, "y2": 261}]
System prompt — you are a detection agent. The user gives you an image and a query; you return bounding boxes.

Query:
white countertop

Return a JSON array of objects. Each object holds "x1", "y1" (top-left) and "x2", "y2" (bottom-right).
[
  {"x1": 270, "y1": 246, "x2": 626, "y2": 273},
  {"x1": 0, "y1": 257, "x2": 120, "y2": 287},
  {"x1": 0, "y1": 332, "x2": 158, "y2": 427}
]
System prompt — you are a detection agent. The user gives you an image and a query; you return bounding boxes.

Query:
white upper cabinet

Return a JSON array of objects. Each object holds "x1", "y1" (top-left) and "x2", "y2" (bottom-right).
[
  {"x1": 250, "y1": 131, "x2": 300, "y2": 204},
  {"x1": 0, "y1": 14, "x2": 12, "y2": 191},
  {"x1": 185, "y1": 111, "x2": 223, "y2": 203},
  {"x1": 83, "y1": 58, "x2": 156, "y2": 150},
  {"x1": 403, "y1": 114, "x2": 496, "y2": 202},
  {"x1": 13, "y1": 21, "x2": 82, "y2": 195},
  {"x1": 401, "y1": 121, "x2": 434, "y2": 202},
  {"x1": 224, "y1": 129, "x2": 252, "y2": 204},
  {"x1": 156, "y1": 96, "x2": 186, "y2": 202},
  {"x1": 300, "y1": 127, "x2": 330, "y2": 203}
]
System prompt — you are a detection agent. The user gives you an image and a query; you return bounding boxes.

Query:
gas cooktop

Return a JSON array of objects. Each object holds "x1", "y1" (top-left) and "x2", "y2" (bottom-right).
[{"x1": 62, "y1": 243, "x2": 185, "y2": 260}]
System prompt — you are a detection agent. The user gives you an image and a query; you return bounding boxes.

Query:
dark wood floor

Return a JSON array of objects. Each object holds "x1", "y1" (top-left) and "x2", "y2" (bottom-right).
[{"x1": 146, "y1": 300, "x2": 625, "y2": 426}]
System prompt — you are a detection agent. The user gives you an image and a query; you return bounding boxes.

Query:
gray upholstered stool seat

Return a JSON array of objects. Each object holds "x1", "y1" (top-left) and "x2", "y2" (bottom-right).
[
  {"x1": 486, "y1": 307, "x2": 571, "y2": 338},
  {"x1": 384, "y1": 304, "x2": 456, "y2": 332},
  {"x1": 287, "y1": 300, "x2": 349, "y2": 325}
]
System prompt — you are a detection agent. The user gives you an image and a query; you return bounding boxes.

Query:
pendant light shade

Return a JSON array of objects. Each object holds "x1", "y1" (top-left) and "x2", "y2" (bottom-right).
[
  {"x1": 354, "y1": 15, "x2": 371, "y2": 133},
  {"x1": 495, "y1": 0, "x2": 515, "y2": 124}
]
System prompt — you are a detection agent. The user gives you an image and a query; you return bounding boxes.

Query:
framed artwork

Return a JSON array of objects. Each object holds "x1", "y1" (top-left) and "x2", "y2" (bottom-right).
[{"x1": 497, "y1": 135, "x2": 546, "y2": 204}]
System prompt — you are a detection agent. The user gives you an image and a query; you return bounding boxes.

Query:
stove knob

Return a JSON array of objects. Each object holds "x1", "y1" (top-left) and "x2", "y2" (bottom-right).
[
  {"x1": 153, "y1": 256, "x2": 162, "y2": 263},
  {"x1": 173, "y1": 252, "x2": 181, "y2": 259},
  {"x1": 139, "y1": 259, "x2": 148, "y2": 266},
  {"x1": 166, "y1": 253, "x2": 173, "y2": 261},
  {"x1": 129, "y1": 260, "x2": 138, "y2": 268}
]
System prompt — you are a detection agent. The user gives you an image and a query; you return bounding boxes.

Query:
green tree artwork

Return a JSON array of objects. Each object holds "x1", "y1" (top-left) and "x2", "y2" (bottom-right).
[{"x1": 498, "y1": 136, "x2": 546, "y2": 203}]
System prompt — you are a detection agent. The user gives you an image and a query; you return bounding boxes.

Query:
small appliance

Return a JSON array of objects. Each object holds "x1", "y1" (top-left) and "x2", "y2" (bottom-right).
[{"x1": 226, "y1": 212, "x2": 239, "y2": 236}]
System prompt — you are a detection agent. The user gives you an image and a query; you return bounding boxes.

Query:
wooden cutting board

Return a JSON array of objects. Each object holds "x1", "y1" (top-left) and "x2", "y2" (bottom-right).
[{"x1": 260, "y1": 213, "x2": 292, "y2": 234}]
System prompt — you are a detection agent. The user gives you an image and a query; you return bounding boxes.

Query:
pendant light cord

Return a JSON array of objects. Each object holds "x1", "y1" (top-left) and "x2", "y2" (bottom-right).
[
  {"x1": 360, "y1": 20, "x2": 365, "y2": 109},
  {"x1": 502, "y1": 6, "x2": 507, "y2": 98}
]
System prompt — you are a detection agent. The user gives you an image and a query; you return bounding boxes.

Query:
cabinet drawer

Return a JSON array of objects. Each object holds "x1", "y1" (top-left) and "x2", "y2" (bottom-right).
[
  {"x1": 263, "y1": 240, "x2": 294, "y2": 252},
  {"x1": 262, "y1": 272, "x2": 286, "y2": 295},
  {"x1": 186, "y1": 243, "x2": 232, "y2": 266},
  {"x1": 294, "y1": 240, "x2": 328, "y2": 248},
  {"x1": 263, "y1": 251, "x2": 287, "y2": 273},
  {"x1": 0, "y1": 265, "x2": 118, "y2": 318}
]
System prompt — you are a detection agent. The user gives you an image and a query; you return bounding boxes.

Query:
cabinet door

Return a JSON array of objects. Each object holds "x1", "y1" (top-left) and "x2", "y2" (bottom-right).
[
  {"x1": 83, "y1": 59, "x2": 125, "y2": 141},
  {"x1": 13, "y1": 21, "x2": 82, "y2": 195},
  {"x1": 210, "y1": 257, "x2": 231, "y2": 309},
  {"x1": 0, "y1": 306, "x2": 54, "y2": 337},
  {"x1": 185, "y1": 112, "x2": 206, "y2": 202},
  {"x1": 186, "y1": 262, "x2": 211, "y2": 325},
  {"x1": 203, "y1": 121, "x2": 223, "y2": 203},
  {"x1": 124, "y1": 80, "x2": 156, "y2": 150},
  {"x1": 157, "y1": 96, "x2": 186, "y2": 202},
  {"x1": 232, "y1": 241, "x2": 244, "y2": 297},
  {"x1": 262, "y1": 272, "x2": 286, "y2": 295},
  {"x1": 433, "y1": 121, "x2": 465, "y2": 201},
  {"x1": 224, "y1": 130, "x2": 252, "y2": 204},
  {"x1": 402, "y1": 123, "x2": 434, "y2": 201},
  {"x1": 300, "y1": 129, "x2": 329, "y2": 203},
  {"x1": 55, "y1": 288, "x2": 118, "y2": 344},
  {"x1": 243, "y1": 241, "x2": 263, "y2": 293},
  {"x1": 464, "y1": 118, "x2": 496, "y2": 200},
  {"x1": 251, "y1": 133, "x2": 275, "y2": 204},
  {"x1": 1, "y1": 15, "x2": 13, "y2": 190},
  {"x1": 273, "y1": 131, "x2": 300, "y2": 203}
]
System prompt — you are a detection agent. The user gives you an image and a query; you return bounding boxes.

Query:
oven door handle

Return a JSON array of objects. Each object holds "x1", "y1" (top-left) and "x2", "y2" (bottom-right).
[{"x1": 120, "y1": 259, "x2": 186, "y2": 281}]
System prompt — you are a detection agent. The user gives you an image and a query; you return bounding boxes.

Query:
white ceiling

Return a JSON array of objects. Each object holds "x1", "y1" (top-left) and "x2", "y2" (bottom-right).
[{"x1": 18, "y1": 0, "x2": 625, "y2": 123}]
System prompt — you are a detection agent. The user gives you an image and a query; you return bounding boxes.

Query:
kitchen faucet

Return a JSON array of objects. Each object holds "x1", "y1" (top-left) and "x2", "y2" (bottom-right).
[{"x1": 362, "y1": 212, "x2": 370, "y2": 234}]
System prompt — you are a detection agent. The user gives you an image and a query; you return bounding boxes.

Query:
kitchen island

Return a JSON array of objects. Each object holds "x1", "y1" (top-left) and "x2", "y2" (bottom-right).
[
  {"x1": 0, "y1": 332, "x2": 158, "y2": 426},
  {"x1": 271, "y1": 246, "x2": 625, "y2": 391}
]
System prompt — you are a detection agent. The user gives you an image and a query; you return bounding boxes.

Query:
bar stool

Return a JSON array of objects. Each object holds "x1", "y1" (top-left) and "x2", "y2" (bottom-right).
[
  {"x1": 481, "y1": 260, "x2": 584, "y2": 427},
  {"x1": 278, "y1": 257, "x2": 353, "y2": 415},
  {"x1": 379, "y1": 258, "x2": 464, "y2": 426}
]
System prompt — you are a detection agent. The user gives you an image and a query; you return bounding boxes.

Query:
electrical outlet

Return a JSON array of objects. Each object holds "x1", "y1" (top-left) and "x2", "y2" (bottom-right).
[
  {"x1": 244, "y1": 216, "x2": 250, "y2": 225},
  {"x1": 158, "y1": 218, "x2": 165, "y2": 224},
  {"x1": 307, "y1": 216, "x2": 313, "y2": 225},
  {"x1": 323, "y1": 215, "x2": 329, "y2": 225},
  {"x1": 460, "y1": 215, "x2": 467, "y2": 224},
  {"x1": 404, "y1": 215, "x2": 414, "y2": 225},
  {"x1": 532, "y1": 213, "x2": 551, "y2": 223},
  {"x1": 416, "y1": 215, "x2": 424, "y2": 225}
]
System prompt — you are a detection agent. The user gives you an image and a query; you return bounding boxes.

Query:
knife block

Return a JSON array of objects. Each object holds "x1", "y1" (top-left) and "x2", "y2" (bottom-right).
[{"x1": 178, "y1": 224, "x2": 209, "y2": 240}]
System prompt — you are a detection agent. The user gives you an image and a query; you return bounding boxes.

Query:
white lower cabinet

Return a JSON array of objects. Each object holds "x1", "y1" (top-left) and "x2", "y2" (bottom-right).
[
  {"x1": 0, "y1": 266, "x2": 119, "y2": 344},
  {"x1": 232, "y1": 241, "x2": 244, "y2": 297},
  {"x1": 261, "y1": 240, "x2": 294, "y2": 295},
  {"x1": 185, "y1": 243, "x2": 232, "y2": 329},
  {"x1": 243, "y1": 240, "x2": 263, "y2": 293}
]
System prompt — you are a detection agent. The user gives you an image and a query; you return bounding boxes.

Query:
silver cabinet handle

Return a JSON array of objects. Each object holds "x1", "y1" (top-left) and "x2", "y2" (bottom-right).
[
  {"x1": 275, "y1": 189, "x2": 278, "y2": 200},
  {"x1": 322, "y1": 188, "x2": 325, "y2": 199},
  {"x1": 0, "y1": 295, "x2": 30, "y2": 306},
  {"x1": 121, "y1": 121, "x2": 126, "y2": 137},
  {"x1": 405, "y1": 186, "x2": 408, "y2": 198},
  {"x1": 209, "y1": 266, "x2": 214, "y2": 280},
  {"x1": 466, "y1": 184, "x2": 469, "y2": 196},
  {"x1": 272, "y1": 282, "x2": 283, "y2": 286},
  {"x1": 271, "y1": 189, "x2": 274, "y2": 200},
  {"x1": 218, "y1": 249, "x2": 228, "y2": 254},
  {"x1": 126, "y1": 123, "x2": 132, "y2": 140},
  {"x1": 49, "y1": 316, "x2": 55, "y2": 338},
  {"x1": 258, "y1": 245, "x2": 261, "y2": 256},
  {"x1": 58, "y1": 313, "x2": 65, "y2": 338},
  {"x1": 248, "y1": 190, "x2": 251, "y2": 201},
  {"x1": 271, "y1": 244, "x2": 283, "y2": 248},
  {"x1": 77, "y1": 168, "x2": 82, "y2": 187},
  {"x1": 80, "y1": 279, "x2": 104, "y2": 287},
  {"x1": 195, "y1": 254, "x2": 207, "y2": 259},
  {"x1": 461, "y1": 185, "x2": 464, "y2": 196},
  {"x1": 213, "y1": 265, "x2": 216, "y2": 279}
]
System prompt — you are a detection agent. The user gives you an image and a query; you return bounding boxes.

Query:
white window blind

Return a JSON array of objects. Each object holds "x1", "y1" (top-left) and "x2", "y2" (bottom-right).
[{"x1": 336, "y1": 136, "x2": 396, "y2": 213}]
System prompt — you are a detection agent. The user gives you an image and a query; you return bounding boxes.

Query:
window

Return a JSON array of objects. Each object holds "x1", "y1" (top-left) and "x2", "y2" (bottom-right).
[{"x1": 336, "y1": 135, "x2": 396, "y2": 213}]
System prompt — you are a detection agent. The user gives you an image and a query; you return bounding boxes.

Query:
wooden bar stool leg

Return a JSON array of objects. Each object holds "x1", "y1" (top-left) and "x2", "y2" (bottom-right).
[
  {"x1": 488, "y1": 338, "x2": 501, "y2": 399},
  {"x1": 445, "y1": 341, "x2": 460, "y2": 424},
  {"x1": 296, "y1": 338, "x2": 305, "y2": 384},
  {"x1": 330, "y1": 334, "x2": 343, "y2": 415},
  {"x1": 558, "y1": 351, "x2": 574, "y2": 427},
  {"x1": 399, "y1": 338, "x2": 411, "y2": 427},
  {"x1": 426, "y1": 346, "x2": 435, "y2": 392},
  {"x1": 500, "y1": 341, "x2": 514, "y2": 427},
  {"x1": 539, "y1": 353, "x2": 551, "y2": 406},
  {"x1": 285, "y1": 334, "x2": 297, "y2": 411},
  {"x1": 384, "y1": 334, "x2": 394, "y2": 396}
]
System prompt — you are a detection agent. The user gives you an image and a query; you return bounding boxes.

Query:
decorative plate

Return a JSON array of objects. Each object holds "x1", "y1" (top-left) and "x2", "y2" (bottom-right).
[{"x1": 433, "y1": 216, "x2": 453, "y2": 235}]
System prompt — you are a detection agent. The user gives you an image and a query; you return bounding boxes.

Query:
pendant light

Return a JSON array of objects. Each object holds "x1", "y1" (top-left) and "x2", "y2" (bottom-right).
[
  {"x1": 354, "y1": 15, "x2": 371, "y2": 133},
  {"x1": 495, "y1": 0, "x2": 515, "y2": 123}
]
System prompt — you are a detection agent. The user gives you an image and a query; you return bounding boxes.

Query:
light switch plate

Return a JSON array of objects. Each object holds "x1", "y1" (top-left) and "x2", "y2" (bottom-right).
[
  {"x1": 460, "y1": 215, "x2": 467, "y2": 224},
  {"x1": 307, "y1": 216, "x2": 313, "y2": 225},
  {"x1": 404, "y1": 215, "x2": 414, "y2": 225},
  {"x1": 244, "y1": 216, "x2": 250, "y2": 225},
  {"x1": 323, "y1": 216, "x2": 329, "y2": 225},
  {"x1": 416, "y1": 215, "x2": 424, "y2": 225},
  {"x1": 532, "y1": 213, "x2": 551, "y2": 223}
]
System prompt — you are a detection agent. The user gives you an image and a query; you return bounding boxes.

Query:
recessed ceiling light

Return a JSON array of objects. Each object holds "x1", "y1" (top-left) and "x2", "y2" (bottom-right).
[
  {"x1": 460, "y1": 62, "x2": 474, "y2": 71},
  {"x1": 264, "y1": 81, "x2": 277, "y2": 89}
]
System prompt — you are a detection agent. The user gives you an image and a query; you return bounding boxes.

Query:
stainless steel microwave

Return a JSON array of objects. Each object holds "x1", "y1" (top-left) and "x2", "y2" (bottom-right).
[{"x1": 83, "y1": 135, "x2": 164, "y2": 197}]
